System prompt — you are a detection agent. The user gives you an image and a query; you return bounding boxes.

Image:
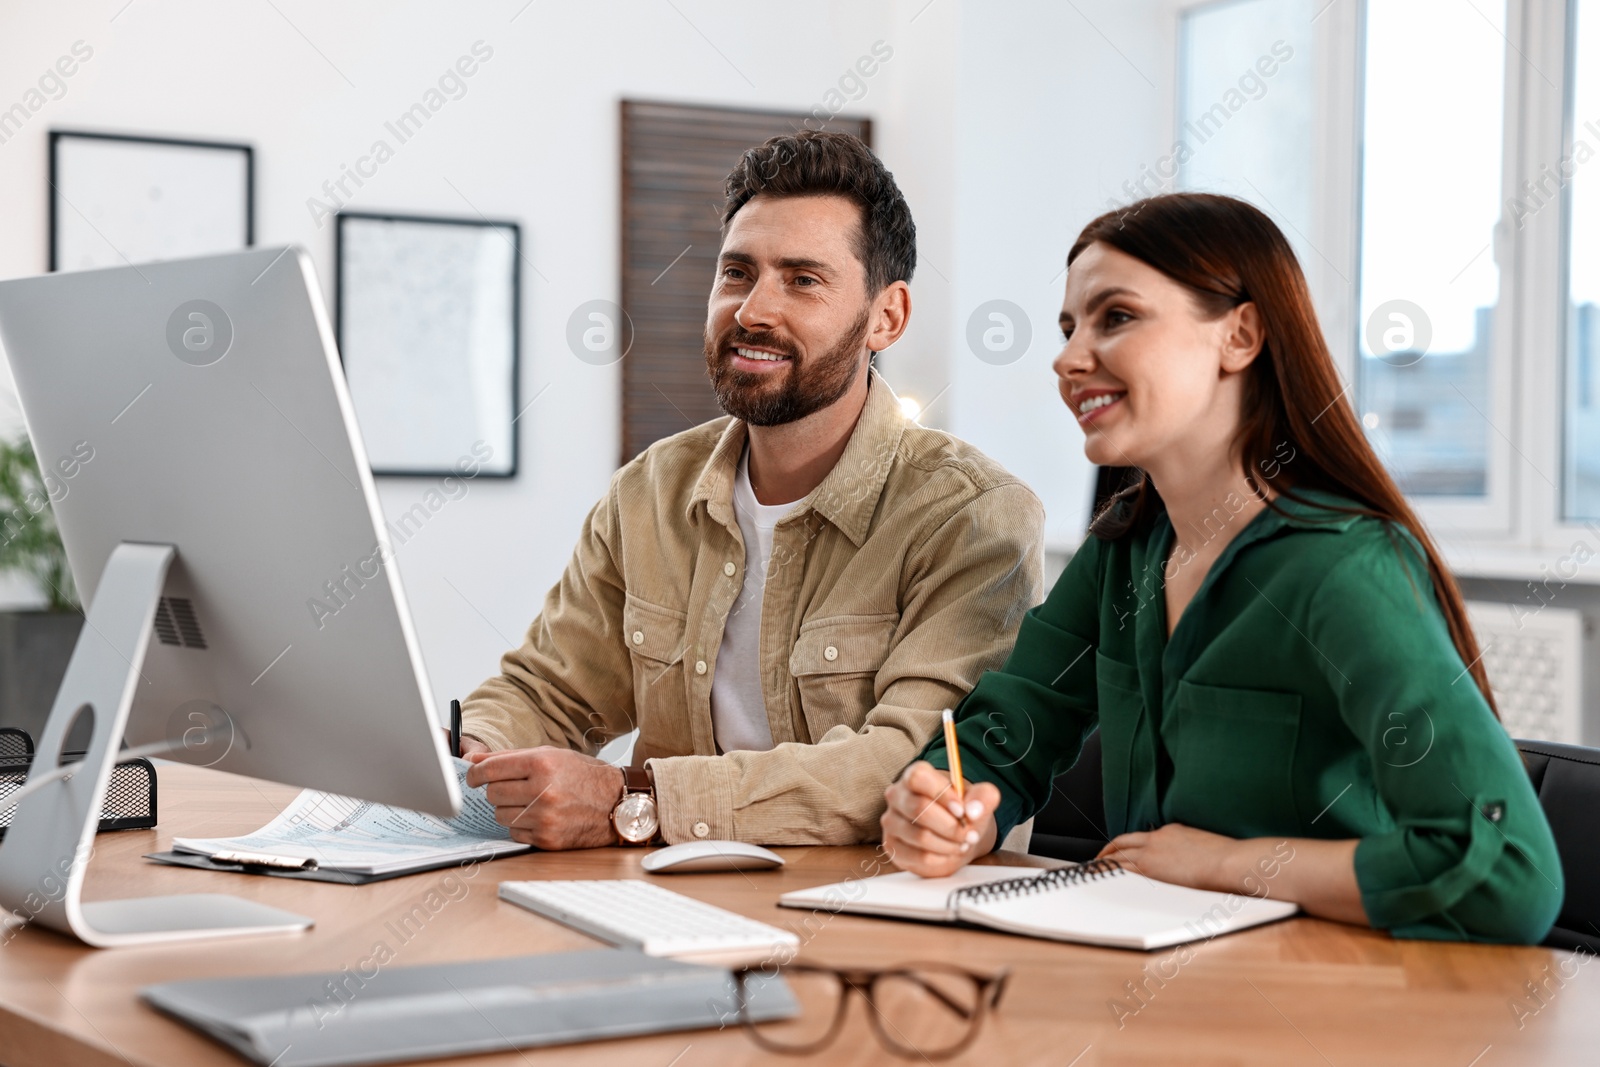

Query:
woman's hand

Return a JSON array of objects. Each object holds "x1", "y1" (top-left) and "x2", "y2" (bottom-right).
[
  {"x1": 1097, "y1": 826, "x2": 1365, "y2": 925},
  {"x1": 880, "y1": 761, "x2": 1001, "y2": 878},
  {"x1": 1095, "y1": 823, "x2": 1240, "y2": 891}
]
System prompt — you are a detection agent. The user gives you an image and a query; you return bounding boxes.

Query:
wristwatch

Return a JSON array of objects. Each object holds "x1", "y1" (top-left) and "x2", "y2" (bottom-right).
[{"x1": 611, "y1": 765, "x2": 659, "y2": 845}]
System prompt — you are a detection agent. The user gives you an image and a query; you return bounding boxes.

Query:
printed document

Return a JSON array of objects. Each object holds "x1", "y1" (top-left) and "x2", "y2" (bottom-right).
[{"x1": 172, "y1": 757, "x2": 529, "y2": 875}]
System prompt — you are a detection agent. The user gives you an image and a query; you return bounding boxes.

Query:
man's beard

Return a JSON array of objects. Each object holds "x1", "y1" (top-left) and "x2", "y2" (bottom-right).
[{"x1": 703, "y1": 306, "x2": 872, "y2": 427}]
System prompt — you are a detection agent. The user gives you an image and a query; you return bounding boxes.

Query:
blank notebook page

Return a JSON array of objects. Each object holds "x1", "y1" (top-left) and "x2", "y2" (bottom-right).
[
  {"x1": 956, "y1": 868, "x2": 1298, "y2": 950},
  {"x1": 778, "y1": 866, "x2": 1043, "y2": 921}
]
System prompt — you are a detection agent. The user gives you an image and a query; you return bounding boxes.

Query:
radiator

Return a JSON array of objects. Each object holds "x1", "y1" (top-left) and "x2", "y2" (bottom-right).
[{"x1": 1465, "y1": 600, "x2": 1584, "y2": 744}]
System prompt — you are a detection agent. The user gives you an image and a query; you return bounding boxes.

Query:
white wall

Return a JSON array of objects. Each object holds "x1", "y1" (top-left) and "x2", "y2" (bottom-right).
[
  {"x1": 0, "y1": 0, "x2": 1170, "y2": 714},
  {"x1": 947, "y1": 1, "x2": 1181, "y2": 550}
]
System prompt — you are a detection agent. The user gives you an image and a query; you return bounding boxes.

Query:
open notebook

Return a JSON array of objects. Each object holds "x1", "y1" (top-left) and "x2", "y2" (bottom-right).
[{"x1": 779, "y1": 860, "x2": 1298, "y2": 951}]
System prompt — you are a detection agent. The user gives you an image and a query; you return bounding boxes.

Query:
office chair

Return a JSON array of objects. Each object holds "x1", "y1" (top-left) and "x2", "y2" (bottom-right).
[
  {"x1": 1027, "y1": 731, "x2": 1107, "y2": 863},
  {"x1": 1025, "y1": 465, "x2": 1129, "y2": 862},
  {"x1": 1518, "y1": 739, "x2": 1600, "y2": 952}
]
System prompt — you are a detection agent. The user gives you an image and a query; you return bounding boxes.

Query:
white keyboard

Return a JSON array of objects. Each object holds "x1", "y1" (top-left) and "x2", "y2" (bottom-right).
[{"x1": 498, "y1": 879, "x2": 799, "y2": 959}]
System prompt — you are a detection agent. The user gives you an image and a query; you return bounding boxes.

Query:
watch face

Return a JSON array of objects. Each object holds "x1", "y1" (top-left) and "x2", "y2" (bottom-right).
[{"x1": 614, "y1": 792, "x2": 659, "y2": 843}]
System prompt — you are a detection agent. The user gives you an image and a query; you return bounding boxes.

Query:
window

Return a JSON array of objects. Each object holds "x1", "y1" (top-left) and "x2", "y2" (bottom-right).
[
  {"x1": 1177, "y1": 0, "x2": 1317, "y2": 266},
  {"x1": 1564, "y1": 0, "x2": 1600, "y2": 519},
  {"x1": 1354, "y1": 0, "x2": 1508, "y2": 500},
  {"x1": 1163, "y1": 0, "x2": 1600, "y2": 570}
]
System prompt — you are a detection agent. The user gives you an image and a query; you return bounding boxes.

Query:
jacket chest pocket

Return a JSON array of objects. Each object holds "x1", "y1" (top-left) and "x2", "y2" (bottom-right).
[
  {"x1": 788, "y1": 614, "x2": 897, "y2": 743},
  {"x1": 1165, "y1": 679, "x2": 1302, "y2": 837},
  {"x1": 622, "y1": 595, "x2": 689, "y2": 744}
]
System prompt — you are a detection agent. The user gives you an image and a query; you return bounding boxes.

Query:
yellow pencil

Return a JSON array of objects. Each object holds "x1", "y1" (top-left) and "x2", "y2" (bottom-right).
[{"x1": 941, "y1": 707, "x2": 966, "y2": 814}]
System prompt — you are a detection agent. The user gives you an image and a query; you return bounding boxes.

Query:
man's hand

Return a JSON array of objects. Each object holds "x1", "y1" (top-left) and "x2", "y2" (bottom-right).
[
  {"x1": 464, "y1": 746, "x2": 624, "y2": 850},
  {"x1": 880, "y1": 761, "x2": 1001, "y2": 878},
  {"x1": 439, "y1": 728, "x2": 491, "y2": 758}
]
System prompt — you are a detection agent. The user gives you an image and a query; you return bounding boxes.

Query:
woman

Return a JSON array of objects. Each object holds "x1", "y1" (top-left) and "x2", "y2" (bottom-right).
[{"x1": 881, "y1": 193, "x2": 1562, "y2": 942}]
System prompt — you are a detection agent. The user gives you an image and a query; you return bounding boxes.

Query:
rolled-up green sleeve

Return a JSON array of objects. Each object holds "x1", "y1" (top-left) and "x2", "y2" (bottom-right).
[
  {"x1": 922, "y1": 536, "x2": 1103, "y2": 845},
  {"x1": 1310, "y1": 531, "x2": 1563, "y2": 943}
]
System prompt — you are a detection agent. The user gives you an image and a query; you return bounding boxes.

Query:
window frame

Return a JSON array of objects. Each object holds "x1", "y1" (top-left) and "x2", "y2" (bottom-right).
[
  {"x1": 1536, "y1": 0, "x2": 1600, "y2": 561},
  {"x1": 1175, "y1": 0, "x2": 1599, "y2": 577},
  {"x1": 1349, "y1": 0, "x2": 1523, "y2": 536},
  {"x1": 1486, "y1": 0, "x2": 1600, "y2": 577}
]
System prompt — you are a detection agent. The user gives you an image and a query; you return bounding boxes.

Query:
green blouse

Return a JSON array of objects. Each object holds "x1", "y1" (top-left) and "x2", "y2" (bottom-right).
[{"x1": 923, "y1": 490, "x2": 1563, "y2": 943}]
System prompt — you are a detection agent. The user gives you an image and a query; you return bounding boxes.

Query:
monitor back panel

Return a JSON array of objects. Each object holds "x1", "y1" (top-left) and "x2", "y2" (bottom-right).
[{"x1": 0, "y1": 248, "x2": 458, "y2": 816}]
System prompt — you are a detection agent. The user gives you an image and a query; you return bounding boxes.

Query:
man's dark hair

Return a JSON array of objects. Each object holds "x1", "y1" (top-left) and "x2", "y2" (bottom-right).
[{"x1": 721, "y1": 130, "x2": 916, "y2": 294}]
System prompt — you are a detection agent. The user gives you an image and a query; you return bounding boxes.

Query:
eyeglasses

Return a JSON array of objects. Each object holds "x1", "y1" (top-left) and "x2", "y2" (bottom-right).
[{"x1": 731, "y1": 962, "x2": 1010, "y2": 1060}]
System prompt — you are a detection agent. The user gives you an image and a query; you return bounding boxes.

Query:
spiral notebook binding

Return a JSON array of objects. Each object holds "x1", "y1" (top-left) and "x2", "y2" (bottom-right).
[{"x1": 949, "y1": 858, "x2": 1124, "y2": 909}]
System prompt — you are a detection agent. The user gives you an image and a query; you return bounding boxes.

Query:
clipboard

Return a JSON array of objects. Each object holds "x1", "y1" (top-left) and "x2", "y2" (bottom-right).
[{"x1": 143, "y1": 846, "x2": 530, "y2": 885}]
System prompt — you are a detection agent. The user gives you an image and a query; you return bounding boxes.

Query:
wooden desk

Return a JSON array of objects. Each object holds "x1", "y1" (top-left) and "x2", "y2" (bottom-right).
[{"x1": 0, "y1": 765, "x2": 1595, "y2": 1067}]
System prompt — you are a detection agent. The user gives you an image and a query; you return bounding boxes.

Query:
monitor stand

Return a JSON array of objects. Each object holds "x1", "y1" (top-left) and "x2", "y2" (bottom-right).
[{"x1": 0, "y1": 542, "x2": 312, "y2": 947}]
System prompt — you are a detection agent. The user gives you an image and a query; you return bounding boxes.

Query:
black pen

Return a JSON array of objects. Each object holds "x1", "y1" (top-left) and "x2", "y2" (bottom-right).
[{"x1": 450, "y1": 699, "x2": 462, "y2": 758}]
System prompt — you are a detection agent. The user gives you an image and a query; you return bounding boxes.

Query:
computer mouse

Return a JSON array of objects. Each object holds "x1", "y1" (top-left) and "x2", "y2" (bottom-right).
[{"x1": 641, "y1": 840, "x2": 785, "y2": 873}]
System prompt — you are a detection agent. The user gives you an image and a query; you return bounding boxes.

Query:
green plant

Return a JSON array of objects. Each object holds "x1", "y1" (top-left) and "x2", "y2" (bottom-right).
[{"x1": 0, "y1": 436, "x2": 78, "y2": 612}]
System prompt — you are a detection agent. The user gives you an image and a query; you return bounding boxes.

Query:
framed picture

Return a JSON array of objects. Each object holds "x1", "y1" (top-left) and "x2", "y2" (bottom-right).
[
  {"x1": 49, "y1": 130, "x2": 253, "y2": 272},
  {"x1": 335, "y1": 211, "x2": 519, "y2": 478}
]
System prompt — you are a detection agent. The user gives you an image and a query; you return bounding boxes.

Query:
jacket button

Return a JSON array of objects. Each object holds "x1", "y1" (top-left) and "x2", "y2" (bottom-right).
[
  {"x1": 632, "y1": 630, "x2": 644, "y2": 645},
  {"x1": 1483, "y1": 802, "x2": 1504, "y2": 823},
  {"x1": 692, "y1": 821, "x2": 710, "y2": 838},
  {"x1": 695, "y1": 660, "x2": 707, "y2": 675},
  {"x1": 823, "y1": 645, "x2": 839, "y2": 661},
  {"x1": 724, "y1": 561, "x2": 736, "y2": 576}
]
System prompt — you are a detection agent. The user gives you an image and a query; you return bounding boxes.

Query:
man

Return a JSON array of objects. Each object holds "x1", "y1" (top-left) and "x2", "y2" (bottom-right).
[{"x1": 461, "y1": 130, "x2": 1044, "y2": 848}]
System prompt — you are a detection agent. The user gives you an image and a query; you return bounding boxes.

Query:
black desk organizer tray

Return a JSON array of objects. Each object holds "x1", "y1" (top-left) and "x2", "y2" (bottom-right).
[{"x1": 0, "y1": 726, "x2": 157, "y2": 838}]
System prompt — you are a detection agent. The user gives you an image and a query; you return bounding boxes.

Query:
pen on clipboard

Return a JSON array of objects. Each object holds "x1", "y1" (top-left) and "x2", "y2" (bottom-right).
[
  {"x1": 450, "y1": 699, "x2": 462, "y2": 758},
  {"x1": 941, "y1": 707, "x2": 966, "y2": 824},
  {"x1": 211, "y1": 850, "x2": 318, "y2": 871}
]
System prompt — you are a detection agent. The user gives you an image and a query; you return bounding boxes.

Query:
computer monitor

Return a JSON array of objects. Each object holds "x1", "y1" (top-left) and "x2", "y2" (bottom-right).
[{"x1": 0, "y1": 246, "x2": 461, "y2": 946}]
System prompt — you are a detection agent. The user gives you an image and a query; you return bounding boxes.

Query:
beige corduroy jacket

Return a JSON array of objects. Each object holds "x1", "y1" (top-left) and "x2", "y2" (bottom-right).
[{"x1": 461, "y1": 371, "x2": 1045, "y2": 844}]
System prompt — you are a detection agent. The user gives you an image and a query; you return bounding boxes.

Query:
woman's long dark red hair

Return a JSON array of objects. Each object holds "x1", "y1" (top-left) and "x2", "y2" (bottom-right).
[{"x1": 1074, "y1": 193, "x2": 1497, "y2": 716}]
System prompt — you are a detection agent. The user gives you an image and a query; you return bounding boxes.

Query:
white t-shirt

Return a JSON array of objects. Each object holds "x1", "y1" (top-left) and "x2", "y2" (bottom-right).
[{"x1": 710, "y1": 448, "x2": 801, "y2": 753}]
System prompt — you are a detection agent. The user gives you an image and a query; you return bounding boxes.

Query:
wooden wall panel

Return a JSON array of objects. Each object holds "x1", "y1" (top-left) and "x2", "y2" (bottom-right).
[{"x1": 619, "y1": 101, "x2": 871, "y2": 463}]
